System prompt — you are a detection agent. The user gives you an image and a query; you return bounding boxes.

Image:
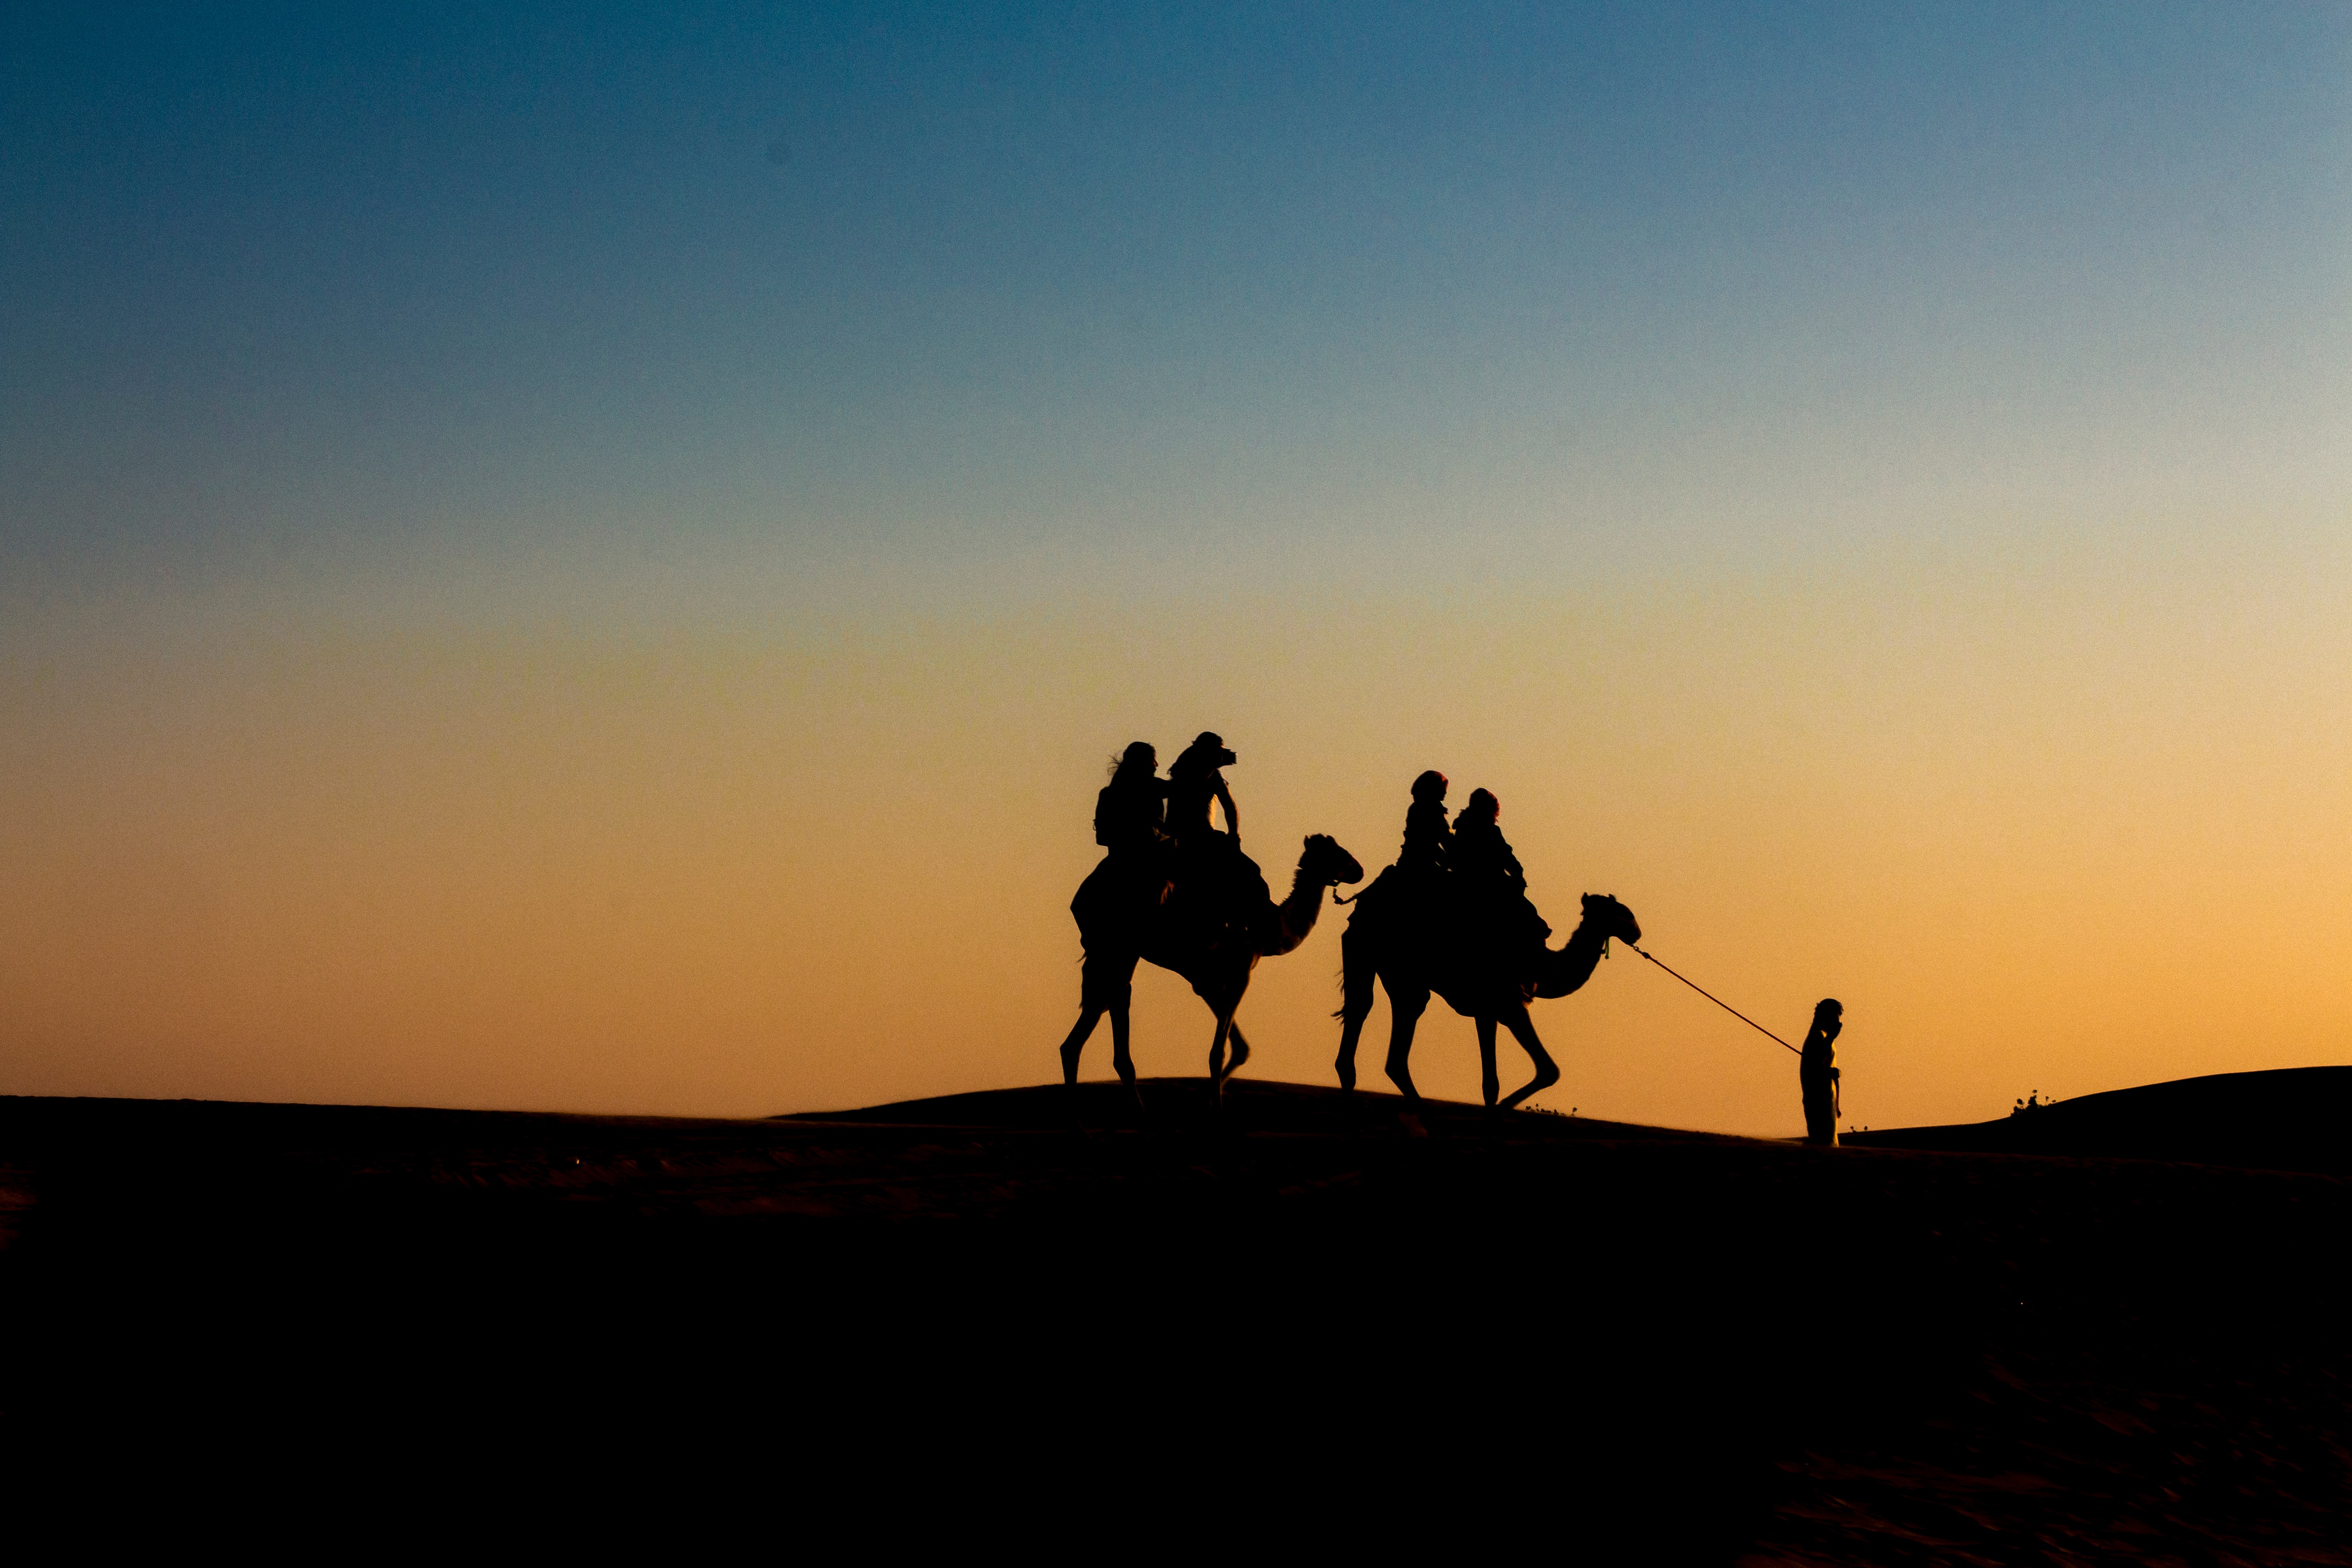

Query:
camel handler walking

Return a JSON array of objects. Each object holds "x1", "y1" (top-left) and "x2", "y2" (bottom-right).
[{"x1": 1800, "y1": 999, "x2": 1842, "y2": 1146}]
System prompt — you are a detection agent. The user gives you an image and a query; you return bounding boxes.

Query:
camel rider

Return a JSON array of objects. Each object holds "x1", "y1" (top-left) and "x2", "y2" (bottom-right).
[
  {"x1": 1096, "y1": 741, "x2": 1169, "y2": 856},
  {"x1": 1399, "y1": 770, "x2": 1451, "y2": 881},
  {"x1": 1165, "y1": 732, "x2": 1240, "y2": 854},
  {"x1": 1801, "y1": 999, "x2": 1842, "y2": 1147},
  {"x1": 1163, "y1": 731, "x2": 1241, "y2": 940},
  {"x1": 1095, "y1": 741, "x2": 1173, "y2": 917},
  {"x1": 1450, "y1": 789, "x2": 1550, "y2": 951},
  {"x1": 1448, "y1": 789, "x2": 1520, "y2": 885}
]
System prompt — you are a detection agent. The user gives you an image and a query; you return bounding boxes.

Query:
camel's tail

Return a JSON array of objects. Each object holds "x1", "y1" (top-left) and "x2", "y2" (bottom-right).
[{"x1": 1333, "y1": 921, "x2": 1377, "y2": 1022}]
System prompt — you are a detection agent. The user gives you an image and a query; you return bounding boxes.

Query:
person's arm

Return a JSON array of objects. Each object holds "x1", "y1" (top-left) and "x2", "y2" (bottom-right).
[{"x1": 1215, "y1": 778, "x2": 1238, "y2": 842}]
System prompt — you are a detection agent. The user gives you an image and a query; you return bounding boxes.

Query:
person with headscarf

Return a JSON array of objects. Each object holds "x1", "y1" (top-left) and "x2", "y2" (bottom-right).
[
  {"x1": 1801, "y1": 999, "x2": 1843, "y2": 1147},
  {"x1": 1159, "y1": 731, "x2": 1252, "y2": 941},
  {"x1": 1164, "y1": 731, "x2": 1239, "y2": 854},
  {"x1": 1450, "y1": 788, "x2": 1550, "y2": 951},
  {"x1": 1398, "y1": 769, "x2": 1452, "y2": 882}
]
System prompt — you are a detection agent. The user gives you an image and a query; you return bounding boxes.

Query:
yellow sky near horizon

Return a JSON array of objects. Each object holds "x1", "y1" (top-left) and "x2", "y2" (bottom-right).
[{"x1": 7, "y1": 507, "x2": 2348, "y2": 1137}]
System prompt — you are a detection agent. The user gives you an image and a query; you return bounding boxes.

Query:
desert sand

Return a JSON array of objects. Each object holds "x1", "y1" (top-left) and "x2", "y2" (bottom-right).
[{"x1": 4, "y1": 1072, "x2": 2348, "y2": 1559}]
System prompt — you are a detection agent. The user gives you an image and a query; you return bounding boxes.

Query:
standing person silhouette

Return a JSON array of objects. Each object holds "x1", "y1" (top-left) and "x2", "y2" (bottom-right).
[{"x1": 1801, "y1": 999, "x2": 1843, "y2": 1147}]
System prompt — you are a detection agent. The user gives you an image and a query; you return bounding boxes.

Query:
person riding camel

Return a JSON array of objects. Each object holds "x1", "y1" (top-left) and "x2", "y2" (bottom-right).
[
  {"x1": 1096, "y1": 741, "x2": 1168, "y2": 853},
  {"x1": 1450, "y1": 788, "x2": 1550, "y2": 953},
  {"x1": 1094, "y1": 741, "x2": 1172, "y2": 921},
  {"x1": 1164, "y1": 732, "x2": 1240, "y2": 854},
  {"x1": 1162, "y1": 731, "x2": 1245, "y2": 942},
  {"x1": 1398, "y1": 769, "x2": 1451, "y2": 882}
]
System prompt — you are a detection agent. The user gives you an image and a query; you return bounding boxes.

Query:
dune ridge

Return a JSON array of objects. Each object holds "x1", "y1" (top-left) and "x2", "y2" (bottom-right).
[{"x1": 1847, "y1": 1064, "x2": 2352, "y2": 1173}]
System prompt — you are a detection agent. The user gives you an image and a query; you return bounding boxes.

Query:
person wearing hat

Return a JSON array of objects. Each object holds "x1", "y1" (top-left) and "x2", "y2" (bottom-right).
[
  {"x1": 1160, "y1": 731, "x2": 1243, "y2": 944},
  {"x1": 1165, "y1": 731, "x2": 1240, "y2": 854},
  {"x1": 1800, "y1": 999, "x2": 1842, "y2": 1146}
]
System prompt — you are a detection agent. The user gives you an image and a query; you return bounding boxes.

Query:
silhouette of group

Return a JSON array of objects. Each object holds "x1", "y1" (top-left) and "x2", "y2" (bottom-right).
[
  {"x1": 1091, "y1": 734, "x2": 1251, "y2": 946},
  {"x1": 1057, "y1": 740, "x2": 1639, "y2": 1112}
]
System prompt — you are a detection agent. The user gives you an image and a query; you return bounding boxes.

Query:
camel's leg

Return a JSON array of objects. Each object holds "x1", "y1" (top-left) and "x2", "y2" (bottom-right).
[
  {"x1": 1110, "y1": 1000, "x2": 1141, "y2": 1104},
  {"x1": 1224, "y1": 1019, "x2": 1252, "y2": 1078},
  {"x1": 1057, "y1": 1006, "x2": 1102, "y2": 1087},
  {"x1": 1066, "y1": 950, "x2": 1138, "y2": 1092},
  {"x1": 1476, "y1": 1016, "x2": 1501, "y2": 1108},
  {"x1": 1382, "y1": 979, "x2": 1431, "y2": 1102},
  {"x1": 1334, "y1": 926, "x2": 1375, "y2": 1093},
  {"x1": 1496, "y1": 1005, "x2": 1560, "y2": 1111},
  {"x1": 1207, "y1": 1013, "x2": 1235, "y2": 1102}
]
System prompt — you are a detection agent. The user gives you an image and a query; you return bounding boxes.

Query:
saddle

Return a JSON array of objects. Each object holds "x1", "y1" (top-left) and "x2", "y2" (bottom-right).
[
  {"x1": 1358, "y1": 862, "x2": 1553, "y2": 990},
  {"x1": 1074, "y1": 833, "x2": 1270, "y2": 953},
  {"x1": 1165, "y1": 833, "x2": 1272, "y2": 950}
]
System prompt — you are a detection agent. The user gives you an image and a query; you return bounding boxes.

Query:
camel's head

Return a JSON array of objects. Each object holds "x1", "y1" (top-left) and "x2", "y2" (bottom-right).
[
  {"x1": 1301, "y1": 833, "x2": 1364, "y2": 888},
  {"x1": 1582, "y1": 892, "x2": 1641, "y2": 947}
]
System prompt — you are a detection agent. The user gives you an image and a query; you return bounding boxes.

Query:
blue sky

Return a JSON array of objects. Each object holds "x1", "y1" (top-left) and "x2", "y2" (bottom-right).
[{"x1": 8, "y1": 3, "x2": 2345, "y2": 598}]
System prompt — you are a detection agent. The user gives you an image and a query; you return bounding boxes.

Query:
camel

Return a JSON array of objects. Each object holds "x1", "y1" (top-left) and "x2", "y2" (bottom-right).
[
  {"x1": 1334, "y1": 878, "x2": 1642, "y2": 1110},
  {"x1": 1058, "y1": 834, "x2": 1364, "y2": 1102}
]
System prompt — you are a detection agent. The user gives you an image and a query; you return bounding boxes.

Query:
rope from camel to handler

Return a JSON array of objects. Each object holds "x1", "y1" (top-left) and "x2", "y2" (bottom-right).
[{"x1": 1627, "y1": 945, "x2": 1803, "y2": 1058}]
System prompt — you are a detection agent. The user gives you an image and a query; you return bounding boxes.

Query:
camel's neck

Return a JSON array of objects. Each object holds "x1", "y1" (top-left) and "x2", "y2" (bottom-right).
[
  {"x1": 1568, "y1": 911, "x2": 1612, "y2": 959},
  {"x1": 1267, "y1": 863, "x2": 1325, "y2": 956},
  {"x1": 1533, "y1": 908, "x2": 1616, "y2": 1000}
]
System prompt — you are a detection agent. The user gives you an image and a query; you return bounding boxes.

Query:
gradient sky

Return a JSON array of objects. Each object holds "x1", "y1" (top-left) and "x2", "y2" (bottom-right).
[{"x1": 5, "y1": 3, "x2": 2349, "y2": 1132}]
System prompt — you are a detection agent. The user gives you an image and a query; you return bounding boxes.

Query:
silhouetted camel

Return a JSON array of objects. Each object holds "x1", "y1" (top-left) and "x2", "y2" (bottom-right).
[
  {"x1": 1059, "y1": 834, "x2": 1364, "y2": 1102},
  {"x1": 1335, "y1": 886, "x2": 1641, "y2": 1109}
]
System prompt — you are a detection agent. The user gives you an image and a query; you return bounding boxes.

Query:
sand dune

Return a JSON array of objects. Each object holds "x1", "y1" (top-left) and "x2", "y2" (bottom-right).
[
  {"x1": 1849, "y1": 1064, "x2": 2352, "y2": 1174},
  {"x1": 3, "y1": 1078, "x2": 2347, "y2": 1558}
]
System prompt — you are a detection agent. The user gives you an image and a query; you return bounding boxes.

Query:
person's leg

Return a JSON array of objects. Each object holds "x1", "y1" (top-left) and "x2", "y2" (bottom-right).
[
  {"x1": 1056, "y1": 1005, "x2": 1101, "y2": 1086},
  {"x1": 1067, "y1": 951, "x2": 1136, "y2": 1087},
  {"x1": 1109, "y1": 1001, "x2": 1135, "y2": 1092},
  {"x1": 1803, "y1": 1086, "x2": 1836, "y2": 1146}
]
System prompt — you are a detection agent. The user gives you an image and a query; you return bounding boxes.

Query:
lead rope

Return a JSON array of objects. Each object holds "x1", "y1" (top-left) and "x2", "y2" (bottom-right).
[{"x1": 1631, "y1": 945, "x2": 1803, "y2": 1057}]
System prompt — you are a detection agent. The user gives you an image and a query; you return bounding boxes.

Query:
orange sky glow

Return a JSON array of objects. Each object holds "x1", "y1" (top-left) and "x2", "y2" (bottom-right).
[{"x1": 5, "y1": 8, "x2": 2348, "y2": 1134}]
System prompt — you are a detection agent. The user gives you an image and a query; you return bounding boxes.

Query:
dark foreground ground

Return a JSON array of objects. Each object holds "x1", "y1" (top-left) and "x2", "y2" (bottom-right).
[{"x1": 4, "y1": 1074, "x2": 2350, "y2": 1560}]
